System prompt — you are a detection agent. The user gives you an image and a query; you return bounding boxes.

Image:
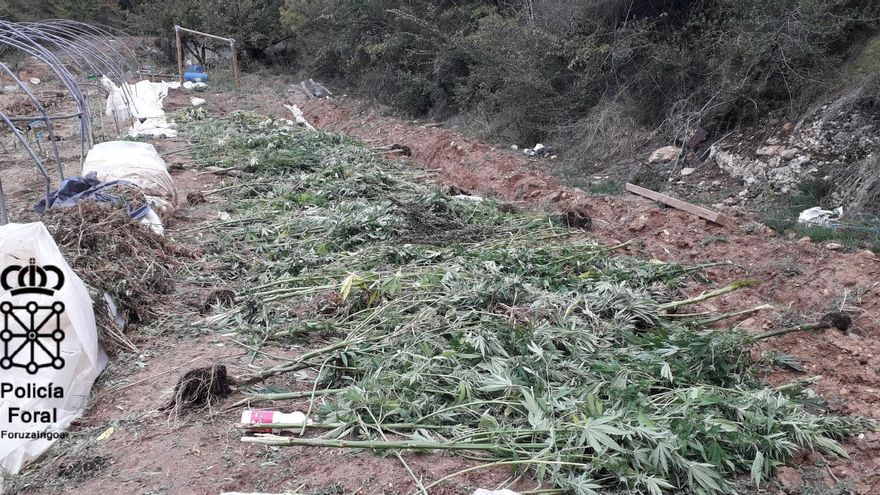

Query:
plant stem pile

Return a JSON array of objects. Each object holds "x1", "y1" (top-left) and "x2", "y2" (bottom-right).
[{"x1": 178, "y1": 111, "x2": 872, "y2": 495}]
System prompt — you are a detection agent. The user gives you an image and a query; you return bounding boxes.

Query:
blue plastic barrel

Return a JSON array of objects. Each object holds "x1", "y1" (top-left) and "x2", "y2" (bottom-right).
[{"x1": 184, "y1": 64, "x2": 208, "y2": 82}]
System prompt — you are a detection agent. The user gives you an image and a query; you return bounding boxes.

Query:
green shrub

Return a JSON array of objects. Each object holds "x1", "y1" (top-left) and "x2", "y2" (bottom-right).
[{"x1": 278, "y1": 0, "x2": 879, "y2": 170}]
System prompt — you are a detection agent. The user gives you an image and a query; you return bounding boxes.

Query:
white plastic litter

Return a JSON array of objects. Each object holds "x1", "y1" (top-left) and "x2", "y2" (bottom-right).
[
  {"x1": 183, "y1": 81, "x2": 207, "y2": 90},
  {"x1": 102, "y1": 293, "x2": 127, "y2": 332},
  {"x1": 141, "y1": 209, "x2": 165, "y2": 235},
  {"x1": 129, "y1": 118, "x2": 178, "y2": 138},
  {"x1": 284, "y1": 104, "x2": 315, "y2": 130},
  {"x1": 190, "y1": 97, "x2": 206, "y2": 107},
  {"x1": 240, "y1": 409, "x2": 312, "y2": 432},
  {"x1": 102, "y1": 77, "x2": 181, "y2": 137},
  {"x1": 0, "y1": 222, "x2": 106, "y2": 483},
  {"x1": 81, "y1": 141, "x2": 179, "y2": 217},
  {"x1": 523, "y1": 143, "x2": 550, "y2": 157},
  {"x1": 798, "y1": 206, "x2": 843, "y2": 227},
  {"x1": 453, "y1": 194, "x2": 484, "y2": 202},
  {"x1": 28, "y1": 77, "x2": 40, "y2": 85}
]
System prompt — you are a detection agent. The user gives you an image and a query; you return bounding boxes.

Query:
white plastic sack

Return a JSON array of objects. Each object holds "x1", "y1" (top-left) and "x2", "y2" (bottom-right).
[
  {"x1": 141, "y1": 209, "x2": 165, "y2": 236},
  {"x1": 82, "y1": 141, "x2": 178, "y2": 215},
  {"x1": 798, "y1": 206, "x2": 843, "y2": 227},
  {"x1": 102, "y1": 77, "x2": 178, "y2": 120},
  {"x1": 0, "y1": 222, "x2": 106, "y2": 481}
]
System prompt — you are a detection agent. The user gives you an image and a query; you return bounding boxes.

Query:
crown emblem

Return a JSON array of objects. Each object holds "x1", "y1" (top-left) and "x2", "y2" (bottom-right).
[{"x1": 1, "y1": 258, "x2": 65, "y2": 296}]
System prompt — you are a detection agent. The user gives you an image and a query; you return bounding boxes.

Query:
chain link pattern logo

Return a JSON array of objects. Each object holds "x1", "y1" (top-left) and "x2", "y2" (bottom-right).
[{"x1": 1, "y1": 258, "x2": 66, "y2": 375}]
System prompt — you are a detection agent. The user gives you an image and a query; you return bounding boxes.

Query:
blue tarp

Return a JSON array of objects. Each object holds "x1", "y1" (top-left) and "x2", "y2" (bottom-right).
[{"x1": 34, "y1": 172, "x2": 152, "y2": 219}]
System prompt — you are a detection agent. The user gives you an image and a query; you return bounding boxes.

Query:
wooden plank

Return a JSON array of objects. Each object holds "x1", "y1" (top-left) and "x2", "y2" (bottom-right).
[
  {"x1": 175, "y1": 25, "x2": 234, "y2": 43},
  {"x1": 300, "y1": 81, "x2": 315, "y2": 99},
  {"x1": 625, "y1": 183, "x2": 733, "y2": 227},
  {"x1": 310, "y1": 78, "x2": 333, "y2": 97}
]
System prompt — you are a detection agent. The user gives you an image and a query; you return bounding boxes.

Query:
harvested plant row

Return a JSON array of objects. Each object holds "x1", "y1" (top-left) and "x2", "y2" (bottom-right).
[{"x1": 177, "y1": 111, "x2": 874, "y2": 494}]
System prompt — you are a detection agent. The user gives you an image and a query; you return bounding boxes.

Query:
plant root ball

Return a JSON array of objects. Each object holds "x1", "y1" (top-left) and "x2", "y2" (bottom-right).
[
  {"x1": 187, "y1": 191, "x2": 207, "y2": 205},
  {"x1": 556, "y1": 209, "x2": 592, "y2": 231},
  {"x1": 200, "y1": 289, "x2": 237, "y2": 313},
  {"x1": 446, "y1": 185, "x2": 471, "y2": 196},
  {"x1": 390, "y1": 143, "x2": 412, "y2": 156},
  {"x1": 497, "y1": 202, "x2": 519, "y2": 214},
  {"x1": 821, "y1": 312, "x2": 852, "y2": 333},
  {"x1": 162, "y1": 364, "x2": 232, "y2": 412}
]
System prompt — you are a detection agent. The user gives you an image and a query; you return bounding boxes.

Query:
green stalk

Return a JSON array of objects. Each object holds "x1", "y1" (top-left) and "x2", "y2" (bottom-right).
[
  {"x1": 692, "y1": 304, "x2": 774, "y2": 326},
  {"x1": 237, "y1": 338, "x2": 358, "y2": 386},
  {"x1": 774, "y1": 376, "x2": 822, "y2": 392},
  {"x1": 754, "y1": 322, "x2": 828, "y2": 341},
  {"x1": 241, "y1": 306, "x2": 398, "y2": 385},
  {"x1": 234, "y1": 422, "x2": 446, "y2": 431},
  {"x1": 229, "y1": 388, "x2": 345, "y2": 408},
  {"x1": 659, "y1": 279, "x2": 762, "y2": 311},
  {"x1": 240, "y1": 437, "x2": 505, "y2": 450},
  {"x1": 179, "y1": 217, "x2": 264, "y2": 233},
  {"x1": 416, "y1": 459, "x2": 592, "y2": 494}
]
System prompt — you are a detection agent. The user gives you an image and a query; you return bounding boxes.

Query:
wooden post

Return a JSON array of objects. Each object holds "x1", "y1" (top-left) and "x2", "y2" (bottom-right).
[
  {"x1": 175, "y1": 26, "x2": 241, "y2": 88},
  {"x1": 175, "y1": 25, "x2": 184, "y2": 85},
  {"x1": 230, "y1": 39, "x2": 241, "y2": 89}
]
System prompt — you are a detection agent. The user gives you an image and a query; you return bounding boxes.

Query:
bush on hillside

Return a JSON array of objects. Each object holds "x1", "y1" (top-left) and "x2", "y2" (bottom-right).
[{"x1": 280, "y1": 0, "x2": 880, "y2": 170}]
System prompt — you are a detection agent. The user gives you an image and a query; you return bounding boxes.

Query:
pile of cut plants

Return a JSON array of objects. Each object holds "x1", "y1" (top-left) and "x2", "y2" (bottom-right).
[
  {"x1": 176, "y1": 111, "x2": 874, "y2": 494},
  {"x1": 42, "y1": 201, "x2": 191, "y2": 353}
]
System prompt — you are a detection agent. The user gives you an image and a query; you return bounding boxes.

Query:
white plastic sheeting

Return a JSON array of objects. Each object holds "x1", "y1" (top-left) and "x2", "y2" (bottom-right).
[
  {"x1": 82, "y1": 141, "x2": 179, "y2": 218},
  {"x1": 102, "y1": 77, "x2": 180, "y2": 137},
  {"x1": 0, "y1": 223, "x2": 106, "y2": 482}
]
